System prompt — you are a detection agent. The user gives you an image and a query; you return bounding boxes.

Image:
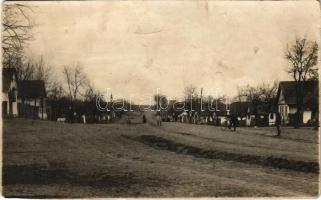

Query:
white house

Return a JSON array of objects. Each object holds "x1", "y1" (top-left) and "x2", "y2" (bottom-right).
[
  {"x1": 277, "y1": 81, "x2": 318, "y2": 125},
  {"x1": 18, "y1": 80, "x2": 47, "y2": 119},
  {"x1": 2, "y1": 68, "x2": 19, "y2": 117}
]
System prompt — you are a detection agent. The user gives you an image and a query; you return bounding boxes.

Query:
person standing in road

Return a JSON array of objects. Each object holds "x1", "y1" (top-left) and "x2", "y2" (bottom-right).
[
  {"x1": 81, "y1": 113, "x2": 86, "y2": 124},
  {"x1": 156, "y1": 112, "x2": 162, "y2": 126},
  {"x1": 231, "y1": 114, "x2": 238, "y2": 132},
  {"x1": 142, "y1": 114, "x2": 147, "y2": 124},
  {"x1": 275, "y1": 112, "x2": 281, "y2": 136}
]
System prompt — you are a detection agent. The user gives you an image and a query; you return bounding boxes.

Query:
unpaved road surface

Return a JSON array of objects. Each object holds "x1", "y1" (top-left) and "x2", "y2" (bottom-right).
[{"x1": 2, "y1": 118, "x2": 319, "y2": 197}]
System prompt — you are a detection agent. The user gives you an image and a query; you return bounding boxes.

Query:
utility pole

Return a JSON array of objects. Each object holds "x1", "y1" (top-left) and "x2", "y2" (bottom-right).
[
  {"x1": 200, "y1": 88, "x2": 203, "y2": 112},
  {"x1": 226, "y1": 97, "x2": 230, "y2": 116},
  {"x1": 41, "y1": 97, "x2": 44, "y2": 120}
]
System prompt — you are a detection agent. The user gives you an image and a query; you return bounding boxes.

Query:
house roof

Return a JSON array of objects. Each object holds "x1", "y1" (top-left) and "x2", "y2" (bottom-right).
[
  {"x1": 18, "y1": 80, "x2": 47, "y2": 99},
  {"x1": 231, "y1": 100, "x2": 278, "y2": 116},
  {"x1": 230, "y1": 101, "x2": 253, "y2": 116},
  {"x1": 213, "y1": 101, "x2": 228, "y2": 116},
  {"x1": 277, "y1": 80, "x2": 318, "y2": 110},
  {"x1": 2, "y1": 68, "x2": 18, "y2": 93},
  {"x1": 256, "y1": 100, "x2": 278, "y2": 114}
]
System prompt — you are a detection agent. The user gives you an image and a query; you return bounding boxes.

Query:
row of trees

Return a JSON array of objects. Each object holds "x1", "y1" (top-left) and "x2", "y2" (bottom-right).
[
  {"x1": 153, "y1": 37, "x2": 319, "y2": 128},
  {"x1": 3, "y1": 4, "x2": 102, "y2": 121},
  {"x1": 3, "y1": 4, "x2": 319, "y2": 126}
]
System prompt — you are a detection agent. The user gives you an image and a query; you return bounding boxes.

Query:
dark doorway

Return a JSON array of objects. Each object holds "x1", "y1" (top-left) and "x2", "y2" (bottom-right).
[{"x1": 2, "y1": 101, "x2": 8, "y2": 118}]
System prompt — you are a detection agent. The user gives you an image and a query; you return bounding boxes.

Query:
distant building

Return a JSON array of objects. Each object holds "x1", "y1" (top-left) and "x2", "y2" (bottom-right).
[
  {"x1": 256, "y1": 100, "x2": 278, "y2": 126},
  {"x1": 2, "y1": 68, "x2": 19, "y2": 117},
  {"x1": 230, "y1": 101, "x2": 253, "y2": 126},
  {"x1": 230, "y1": 100, "x2": 277, "y2": 127},
  {"x1": 211, "y1": 101, "x2": 229, "y2": 125},
  {"x1": 276, "y1": 80, "x2": 319, "y2": 125},
  {"x1": 18, "y1": 80, "x2": 47, "y2": 119}
]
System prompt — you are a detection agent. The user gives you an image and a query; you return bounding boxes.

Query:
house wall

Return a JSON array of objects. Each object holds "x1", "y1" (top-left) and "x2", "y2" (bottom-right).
[
  {"x1": 2, "y1": 93, "x2": 9, "y2": 116},
  {"x1": 2, "y1": 80, "x2": 18, "y2": 117},
  {"x1": 38, "y1": 106, "x2": 47, "y2": 119},
  {"x1": 303, "y1": 111, "x2": 312, "y2": 124},
  {"x1": 20, "y1": 98, "x2": 44, "y2": 107},
  {"x1": 2, "y1": 93, "x2": 9, "y2": 117},
  {"x1": 2, "y1": 92, "x2": 8, "y2": 102},
  {"x1": 218, "y1": 116, "x2": 226, "y2": 125},
  {"x1": 289, "y1": 106, "x2": 297, "y2": 114},
  {"x1": 287, "y1": 105, "x2": 313, "y2": 124},
  {"x1": 18, "y1": 98, "x2": 47, "y2": 119},
  {"x1": 268, "y1": 113, "x2": 276, "y2": 126},
  {"x1": 245, "y1": 115, "x2": 251, "y2": 126},
  {"x1": 278, "y1": 105, "x2": 289, "y2": 124},
  {"x1": 12, "y1": 102, "x2": 18, "y2": 116},
  {"x1": 9, "y1": 76, "x2": 18, "y2": 117},
  {"x1": 278, "y1": 104, "x2": 313, "y2": 125}
]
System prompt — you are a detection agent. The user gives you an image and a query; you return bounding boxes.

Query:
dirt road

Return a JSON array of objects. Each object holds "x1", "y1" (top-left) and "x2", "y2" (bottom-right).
[{"x1": 2, "y1": 119, "x2": 319, "y2": 197}]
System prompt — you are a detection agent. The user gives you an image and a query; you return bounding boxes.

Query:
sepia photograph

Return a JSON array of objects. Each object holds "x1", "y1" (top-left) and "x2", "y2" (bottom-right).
[{"x1": 1, "y1": 0, "x2": 320, "y2": 198}]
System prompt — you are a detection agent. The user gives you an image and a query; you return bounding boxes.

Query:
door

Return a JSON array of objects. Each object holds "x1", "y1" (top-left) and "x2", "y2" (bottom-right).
[
  {"x1": 9, "y1": 101, "x2": 13, "y2": 116},
  {"x1": 2, "y1": 101, "x2": 8, "y2": 117},
  {"x1": 303, "y1": 111, "x2": 312, "y2": 124}
]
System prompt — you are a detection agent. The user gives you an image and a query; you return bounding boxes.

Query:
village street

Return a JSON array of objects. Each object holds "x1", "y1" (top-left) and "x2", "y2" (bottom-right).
[{"x1": 2, "y1": 118, "x2": 319, "y2": 198}]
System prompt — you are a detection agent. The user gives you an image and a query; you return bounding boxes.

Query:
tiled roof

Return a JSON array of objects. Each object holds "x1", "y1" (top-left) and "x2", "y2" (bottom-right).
[
  {"x1": 277, "y1": 80, "x2": 318, "y2": 110},
  {"x1": 18, "y1": 80, "x2": 46, "y2": 99},
  {"x1": 2, "y1": 68, "x2": 17, "y2": 93}
]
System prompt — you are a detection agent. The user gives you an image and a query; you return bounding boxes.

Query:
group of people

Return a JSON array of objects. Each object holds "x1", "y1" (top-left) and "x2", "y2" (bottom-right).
[
  {"x1": 225, "y1": 112, "x2": 282, "y2": 136},
  {"x1": 66, "y1": 107, "x2": 86, "y2": 124},
  {"x1": 141, "y1": 111, "x2": 282, "y2": 136},
  {"x1": 141, "y1": 112, "x2": 162, "y2": 126},
  {"x1": 225, "y1": 114, "x2": 238, "y2": 131}
]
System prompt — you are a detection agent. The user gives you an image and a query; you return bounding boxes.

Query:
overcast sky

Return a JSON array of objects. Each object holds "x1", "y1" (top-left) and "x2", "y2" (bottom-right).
[{"x1": 19, "y1": 1, "x2": 320, "y2": 103}]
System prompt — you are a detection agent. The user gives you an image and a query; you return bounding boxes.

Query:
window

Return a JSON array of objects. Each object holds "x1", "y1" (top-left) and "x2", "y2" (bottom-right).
[
  {"x1": 270, "y1": 114, "x2": 274, "y2": 119},
  {"x1": 279, "y1": 106, "x2": 283, "y2": 116},
  {"x1": 279, "y1": 105, "x2": 289, "y2": 118},
  {"x1": 284, "y1": 106, "x2": 288, "y2": 116}
]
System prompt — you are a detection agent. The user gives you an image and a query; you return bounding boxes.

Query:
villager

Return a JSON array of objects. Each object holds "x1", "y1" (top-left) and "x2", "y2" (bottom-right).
[
  {"x1": 142, "y1": 114, "x2": 147, "y2": 123},
  {"x1": 275, "y1": 112, "x2": 281, "y2": 136},
  {"x1": 156, "y1": 112, "x2": 162, "y2": 126},
  {"x1": 82, "y1": 114, "x2": 86, "y2": 124},
  {"x1": 231, "y1": 114, "x2": 238, "y2": 131}
]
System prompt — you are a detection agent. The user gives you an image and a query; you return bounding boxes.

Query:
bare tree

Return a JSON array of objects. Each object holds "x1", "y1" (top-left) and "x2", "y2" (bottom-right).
[
  {"x1": 285, "y1": 37, "x2": 319, "y2": 127},
  {"x1": 257, "y1": 81, "x2": 278, "y2": 102},
  {"x1": 63, "y1": 64, "x2": 88, "y2": 100},
  {"x1": 236, "y1": 85, "x2": 260, "y2": 102},
  {"x1": 153, "y1": 94, "x2": 168, "y2": 111},
  {"x1": 236, "y1": 82, "x2": 278, "y2": 103},
  {"x1": 236, "y1": 82, "x2": 278, "y2": 126},
  {"x1": 33, "y1": 57, "x2": 50, "y2": 81},
  {"x1": 2, "y1": 3, "x2": 34, "y2": 68},
  {"x1": 47, "y1": 80, "x2": 64, "y2": 100},
  {"x1": 18, "y1": 62, "x2": 33, "y2": 81},
  {"x1": 18, "y1": 56, "x2": 51, "y2": 81},
  {"x1": 84, "y1": 84, "x2": 95, "y2": 101},
  {"x1": 84, "y1": 83, "x2": 101, "y2": 102},
  {"x1": 184, "y1": 85, "x2": 198, "y2": 100},
  {"x1": 286, "y1": 38, "x2": 319, "y2": 82}
]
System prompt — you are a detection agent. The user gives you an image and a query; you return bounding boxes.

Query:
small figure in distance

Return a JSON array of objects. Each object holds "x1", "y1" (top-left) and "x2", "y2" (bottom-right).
[
  {"x1": 230, "y1": 114, "x2": 238, "y2": 132},
  {"x1": 142, "y1": 114, "x2": 147, "y2": 124},
  {"x1": 275, "y1": 112, "x2": 281, "y2": 136}
]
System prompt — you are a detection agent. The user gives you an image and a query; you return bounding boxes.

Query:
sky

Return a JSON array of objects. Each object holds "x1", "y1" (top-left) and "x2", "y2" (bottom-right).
[{"x1": 14, "y1": 1, "x2": 320, "y2": 104}]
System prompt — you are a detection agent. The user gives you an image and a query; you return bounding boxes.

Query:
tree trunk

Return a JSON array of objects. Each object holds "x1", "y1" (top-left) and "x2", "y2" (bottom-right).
[
  {"x1": 41, "y1": 98, "x2": 44, "y2": 120},
  {"x1": 294, "y1": 81, "x2": 303, "y2": 128},
  {"x1": 34, "y1": 98, "x2": 37, "y2": 120}
]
